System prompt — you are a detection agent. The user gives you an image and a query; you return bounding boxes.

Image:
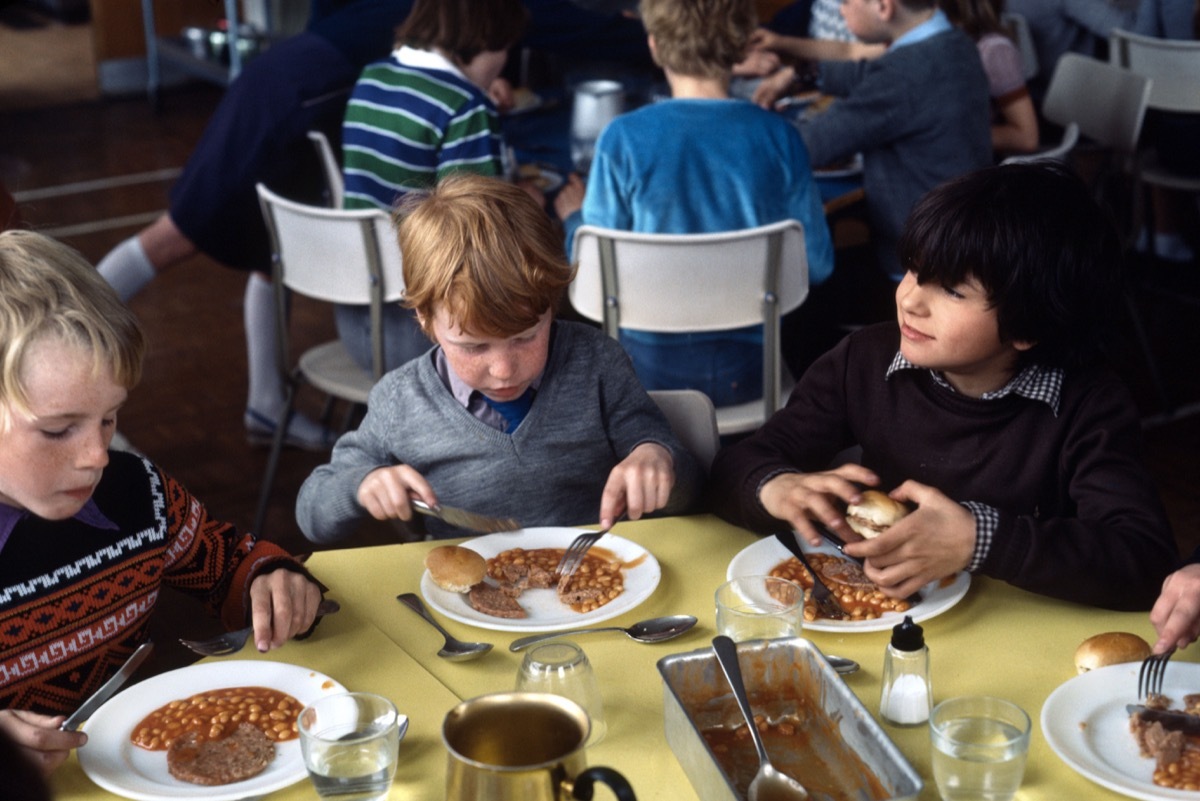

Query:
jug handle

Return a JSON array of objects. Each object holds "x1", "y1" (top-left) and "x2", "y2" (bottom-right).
[{"x1": 572, "y1": 766, "x2": 636, "y2": 801}]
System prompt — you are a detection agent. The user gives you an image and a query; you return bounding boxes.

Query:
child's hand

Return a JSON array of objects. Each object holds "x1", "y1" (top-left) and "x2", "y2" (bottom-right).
[
  {"x1": 488, "y1": 77, "x2": 515, "y2": 113},
  {"x1": 0, "y1": 708, "x2": 86, "y2": 775},
  {"x1": 600, "y1": 443, "x2": 675, "y2": 528},
  {"x1": 758, "y1": 464, "x2": 880, "y2": 546},
  {"x1": 356, "y1": 465, "x2": 435, "y2": 522},
  {"x1": 843, "y1": 481, "x2": 975, "y2": 599},
  {"x1": 1150, "y1": 564, "x2": 1200, "y2": 653},
  {"x1": 553, "y1": 173, "x2": 586, "y2": 221},
  {"x1": 752, "y1": 65, "x2": 796, "y2": 110},
  {"x1": 248, "y1": 569, "x2": 324, "y2": 653}
]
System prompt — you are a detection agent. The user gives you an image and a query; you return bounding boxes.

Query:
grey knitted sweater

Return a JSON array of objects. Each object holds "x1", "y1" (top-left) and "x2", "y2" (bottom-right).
[{"x1": 296, "y1": 321, "x2": 703, "y2": 540}]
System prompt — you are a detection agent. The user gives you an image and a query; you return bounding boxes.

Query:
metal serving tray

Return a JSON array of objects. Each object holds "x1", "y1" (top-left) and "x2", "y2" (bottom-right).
[{"x1": 658, "y1": 637, "x2": 921, "y2": 801}]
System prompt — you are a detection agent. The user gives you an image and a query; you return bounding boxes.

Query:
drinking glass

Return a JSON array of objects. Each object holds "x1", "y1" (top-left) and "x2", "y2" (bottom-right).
[
  {"x1": 929, "y1": 696, "x2": 1031, "y2": 801},
  {"x1": 515, "y1": 641, "x2": 607, "y2": 745},
  {"x1": 299, "y1": 692, "x2": 402, "y2": 801},
  {"x1": 714, "y1": 575, "x2": 804, "y2": 642},
  {"x1": 569, "y1": 79, "x2": 624, "y2": 175}
]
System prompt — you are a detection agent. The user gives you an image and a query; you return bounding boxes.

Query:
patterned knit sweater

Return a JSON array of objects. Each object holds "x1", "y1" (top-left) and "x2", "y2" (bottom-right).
[{"x1": 0, "y1": 452, "x2": 306, "y2": 714}]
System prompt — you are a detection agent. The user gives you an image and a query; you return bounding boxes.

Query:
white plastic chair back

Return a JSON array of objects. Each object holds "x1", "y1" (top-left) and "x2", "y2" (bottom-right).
[
  {"x1": 1042, "y1": 53, "x2": 1151, "y2": 154},
  {"x1": 648, "y1": 390, "x2": 720, "y2": 471},
  {"x1": 1001, "y1": 122, "x2": 1079, "y2": 165},
  {"x1": 1001, "y1": 12, "x2": 1039, "y2": 80},
  {"x1": 307, "y1": 129, "x2": 345, "y2": 208},
  {"x1": 1110, "y1": 29, "x2": 1200, "y2": 114},
  {"x1": 570, "y1": 220, "x2": 808, "y2": 434}
]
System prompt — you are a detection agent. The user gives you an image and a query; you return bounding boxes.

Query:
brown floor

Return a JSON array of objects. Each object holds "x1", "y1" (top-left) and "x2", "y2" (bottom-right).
[{"x1": 2, "y1": 15, "x2": 1199, "y2": 673}]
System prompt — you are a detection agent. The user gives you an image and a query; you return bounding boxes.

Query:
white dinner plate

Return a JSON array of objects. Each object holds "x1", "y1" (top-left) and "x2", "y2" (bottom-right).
[
  {"x1": 420, "y1": 527, "x2": 661, "y2": 633},
  {"x1": 725, "y1": 536, "x2": 970, "y2": 633},
  {"x1": 77, "y1": 661, "x2": 346, "y2": 801},
  {"x1": 1043, "y1": 662, "x2": 1200, "y2": 800},
  {"x1": 506, "y1": 87, "x2": 543, "y2": 115},
  {"x1": 517, "y1": 164, "x2": 565, "y2": 192}
]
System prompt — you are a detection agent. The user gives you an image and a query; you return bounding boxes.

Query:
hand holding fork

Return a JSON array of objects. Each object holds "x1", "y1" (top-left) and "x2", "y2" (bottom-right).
[{"x1": 556, "y1": 513, "x2": 627, "y2": 581}]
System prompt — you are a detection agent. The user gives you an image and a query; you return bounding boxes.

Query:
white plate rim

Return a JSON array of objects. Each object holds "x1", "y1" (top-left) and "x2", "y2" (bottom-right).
[
  {"x1": 725, "y1": 536, "x2": 970, "y2": 633},
  {"x1": 1042, "y1": 662, "x2": 1200, "y2": 800},
  {"x1": 77, "y1": 660, "x2": 345, "y2": 801},
  {"x1": 814, "y1": 152, "x2": 864, "y2": 179},
  {"x1": 419, "y1": 526, "x2": 660, "y2": 633}
]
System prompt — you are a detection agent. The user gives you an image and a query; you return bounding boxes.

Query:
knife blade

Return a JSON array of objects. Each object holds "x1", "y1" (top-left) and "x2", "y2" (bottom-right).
[
  {"x1": 411, "y1": 499, "x2": 519, "y2": 534},
  {"x1": 1127, "y1": 704, "x2": 1200, "y2": 735},
  {"x1": 60, "y1": 641, "x2": 154, "y2": 732},
  {"x1": 811, "y1": 523, "x2": 924, "y2": 605}
]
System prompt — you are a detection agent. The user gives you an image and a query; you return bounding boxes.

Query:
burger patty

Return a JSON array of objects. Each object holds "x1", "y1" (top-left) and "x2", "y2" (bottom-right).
[
  {"x1": 467, "y1": 582, "x2": 527, "y2": 618},
  {"x1": 167, "y1": 723, "x2": 275, "y2": 786}
]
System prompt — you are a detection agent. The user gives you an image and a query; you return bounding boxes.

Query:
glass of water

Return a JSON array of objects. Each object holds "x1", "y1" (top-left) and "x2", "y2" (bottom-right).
[
  {"x1": 930, "y1": 696, "x2": 1031, "y2": 801},
  {"x1": 715, "y1": 575, "x2": 804, "y2": 642},
  {"x1": 299, "y1": 692, "x2": 403, "y2": 801}
]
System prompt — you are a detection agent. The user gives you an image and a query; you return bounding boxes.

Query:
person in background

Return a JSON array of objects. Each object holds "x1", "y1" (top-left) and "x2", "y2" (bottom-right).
[
  {"x1": 553, "y1": 0, "x2": 833, "y2": 408},
  {"x1": 95, "y1": 0, "x2": 415, "y2": 452},
  {"x1": 297, "y1": 175, "x2": 702, "y2": 542},
  {"x1": 747, "y1": 0, "x2": 992, "y2": 282},
  {"x1": 709, "y1": 163, "x2": 1177, "y2": 611},
  {"x1": 940, "y1": 0, "x2": 1039, "y2": 155},
  {"x1": 0, "y1": 230, "x2": 324, "y2": 774},
  {"x1": 333, "y1": 0, "x2": 532, "y2": 374}
]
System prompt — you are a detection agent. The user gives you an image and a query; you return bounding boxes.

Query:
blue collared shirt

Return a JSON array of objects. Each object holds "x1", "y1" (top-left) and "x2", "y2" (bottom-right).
[
  {"x1": 434, "y1": 349, "x2": 543, "y2": 434},
  {"x1": 0, "y1": 497, "x2": 119, "y2": 555},
  {"x1": 890, "y1": 8, "x2": 953, "y2": 50}
]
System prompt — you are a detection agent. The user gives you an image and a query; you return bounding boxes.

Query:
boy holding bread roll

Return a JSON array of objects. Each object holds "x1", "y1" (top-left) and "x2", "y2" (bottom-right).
[
  {"x1": 710, "y1": 163, "x2": 1176, "y2": 611},
  {"x1": 296, "y1": 174, "x2": 701, "y2": 541}
]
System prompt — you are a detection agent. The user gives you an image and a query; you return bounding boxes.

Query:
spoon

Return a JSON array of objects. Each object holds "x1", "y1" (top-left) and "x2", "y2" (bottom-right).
[
  {"x1": 826, "y1": 655, "x2": 860, "y2": 675},
  {"x1": 397, "y1": 593, "x2": 493, "y2": 661},
  {"x1": 712, "y1": 635, "x2": 810, "y2": 801},
  {"x1": 508, "y1": 614, "x2": 699, "y2": 652}
]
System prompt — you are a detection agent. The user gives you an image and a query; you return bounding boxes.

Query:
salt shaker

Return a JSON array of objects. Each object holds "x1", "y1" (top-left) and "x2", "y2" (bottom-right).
[{"x1": 879, "y1": 614, "x2": 931, "y2": 726}]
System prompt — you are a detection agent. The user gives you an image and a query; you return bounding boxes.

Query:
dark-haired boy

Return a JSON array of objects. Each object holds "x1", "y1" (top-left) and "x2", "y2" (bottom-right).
[{"x1": 710, "y1": 163, "x2": 1177, "y2": 611}]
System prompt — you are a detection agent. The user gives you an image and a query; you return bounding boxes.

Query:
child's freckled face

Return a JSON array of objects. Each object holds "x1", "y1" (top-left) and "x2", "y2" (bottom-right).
[
  {"x1": 895, "y1": 270, "x2": 1029, "y2": 396},
  {"x1": 432, "y1": 308, "x2": 552, "y2": 403},
  {"x1": 0, "y1": 337, "x2": 125, "y2": 520}
]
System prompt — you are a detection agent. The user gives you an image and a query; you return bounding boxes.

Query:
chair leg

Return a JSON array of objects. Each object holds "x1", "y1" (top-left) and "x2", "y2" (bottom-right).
[{"x1": 252, "y1": 376, "x2": 300, "y2": 537}]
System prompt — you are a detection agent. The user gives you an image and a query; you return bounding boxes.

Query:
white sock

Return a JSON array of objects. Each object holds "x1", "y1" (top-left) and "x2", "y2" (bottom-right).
[
  {"x1": 96, "y1": 236, "x2": 158, "y2": 302},
  {"x1": 244, "y1": 272, "x2": 285, "y2": 416}
]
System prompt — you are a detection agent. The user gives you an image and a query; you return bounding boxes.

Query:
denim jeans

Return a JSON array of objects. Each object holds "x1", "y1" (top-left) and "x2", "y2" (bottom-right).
[
  {"x1": 619, "y1": 326, "x2": 763, "y2": 407},
  {"x1": 334, "y1": 303, "x2": 430, "y2": 373}
]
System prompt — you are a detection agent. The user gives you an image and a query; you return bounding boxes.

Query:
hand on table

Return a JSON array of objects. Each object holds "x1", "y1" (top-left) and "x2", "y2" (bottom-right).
[
  {"x1": 752, "y1": 65, "x2": 796, "y2": 110},
  {"x1": 554, "y1": 173, "x2": 586, "y2": 221},
  {"x1": 599, "y1": 442, "x2": 676, "y2": 529},
  {"x1": 757, "y1": 463, "x2": 880, "y2": 545},
  {"x1": 1150, "y1": 563, "x2": 1200, "y2": 653},
  {"x1": 249, "y1": 569, "x2": 324, "y2": 653},
  {"x1": 843, "y1": 481, "x2": 975, "y2": 600},
  {"x1": 0, "y1": 709, "x2": 84, "y2": 775}
]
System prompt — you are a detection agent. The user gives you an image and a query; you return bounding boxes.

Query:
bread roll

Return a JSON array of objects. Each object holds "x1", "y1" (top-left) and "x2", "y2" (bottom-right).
[
  {"x1": 845, "y1": 491, "x2": 910, "y2": 539},
  {"x1": 1074, "y1": 631, "x2": 1152, "y2": 674},
  {"x1": 424, "y1": 545, "x2": 487, "y2": 593}
]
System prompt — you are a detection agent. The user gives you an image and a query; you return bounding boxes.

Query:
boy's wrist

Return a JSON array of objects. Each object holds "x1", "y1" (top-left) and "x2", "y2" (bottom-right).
[{"x1": 960, "y1": 500, "x2": 998, "y2": 572}]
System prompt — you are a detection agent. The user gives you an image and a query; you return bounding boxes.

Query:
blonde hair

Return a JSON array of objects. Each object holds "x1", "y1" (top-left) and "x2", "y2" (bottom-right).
[
  {"x1": 394, "y1": 174, "x2": 575, "y2": 339},
  {"x1": 639, "y1": 0, "x2": 757, "y2": 79},
  {"x1": 0, "y1": 230, "x2": 145, "y2": 427}
]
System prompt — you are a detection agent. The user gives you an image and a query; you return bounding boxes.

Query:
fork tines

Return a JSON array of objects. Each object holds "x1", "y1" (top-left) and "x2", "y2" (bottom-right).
[
  {"x1": 556, "y1": 532, "x2": 602, "y2": 580},
  {"x1": 1138, "y1": 648, "x2": 1176, "y2": 699}
]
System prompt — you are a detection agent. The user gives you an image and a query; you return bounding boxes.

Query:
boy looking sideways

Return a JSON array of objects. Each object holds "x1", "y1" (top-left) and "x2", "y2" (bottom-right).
[
  {"x1": 710, "y1": 163, "x2": 1176, "y2": 610},
  {"x1": 297, "y1": 174, "x2": 702, "y2": 541},
  {"x1": 0, "y1": 230, "x2": 322, "y2": 774}
]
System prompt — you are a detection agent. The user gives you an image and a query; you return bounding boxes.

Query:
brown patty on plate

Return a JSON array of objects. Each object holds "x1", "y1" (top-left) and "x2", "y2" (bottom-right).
[{"x1": 167, "y1": 722, "x2": 275, "y2": 786}]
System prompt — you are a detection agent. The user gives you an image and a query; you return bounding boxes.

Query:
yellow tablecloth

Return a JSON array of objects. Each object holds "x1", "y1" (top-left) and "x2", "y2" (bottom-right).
[{"x1": 54, "y1": 514, "x2": 1185, "y2": 800}]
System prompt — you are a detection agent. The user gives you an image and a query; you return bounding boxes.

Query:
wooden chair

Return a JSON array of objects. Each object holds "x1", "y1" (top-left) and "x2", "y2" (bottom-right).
[
  {"x1": 570, "y1": 220, "x2": 809, "y2": 436},
  {"x1": 252, "y1": 182, "x2": 404, "y2": 535},
  {"x1": 648, "y1": 390, "x2": 720, "y2": 471}
]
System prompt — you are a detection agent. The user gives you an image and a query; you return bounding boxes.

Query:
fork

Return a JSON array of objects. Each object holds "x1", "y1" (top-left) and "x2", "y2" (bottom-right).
[
  {"x1": 179, "y1": 599, "x2": 341, "y2": 657},
  {"x1": 772, "y1": 532, "x2": 849, "y2": 620},
  {"x1": 1138, "y1": 647, "x2": 1176, "y2": 699},
  {"x1": 556, "y1": 513, "x2": 627, "y2": 581}
]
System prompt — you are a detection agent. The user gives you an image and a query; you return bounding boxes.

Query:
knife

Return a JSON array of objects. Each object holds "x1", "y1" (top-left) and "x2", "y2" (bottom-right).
[
  {"x1": 1127, "y1": 704, "x2": 1200, "y2": 735},
  {"x1": 809, "y1": 524, "x2": 924, "y2": 605},
  {"x1": 411, "y1": 499, "x2": 520, "y2": 534},
  {"x1": 60, "y1": 641, "x2": 154, "y2": 732}
]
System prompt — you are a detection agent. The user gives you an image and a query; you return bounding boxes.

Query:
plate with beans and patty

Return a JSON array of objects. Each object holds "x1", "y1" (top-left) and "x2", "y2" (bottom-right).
[
  {"x1": 727, "y1": 536, "x2": 970, "y2": 633},
  {"x1": 420, "y1": 527, "x2": 661, "y2": 633},
  {"x1": 77, "y1": 660, "x2": 345, "y2": 800}
]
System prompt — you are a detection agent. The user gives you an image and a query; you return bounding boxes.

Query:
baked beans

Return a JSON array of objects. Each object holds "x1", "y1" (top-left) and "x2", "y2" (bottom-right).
[
  {"x1": 130, "y1": 686, "x2": 301, "y2": 751},
  {"x1": 769, "y1": 555, "x2": 911, "y2": 622},
  {"x1": 1155, "y1": 746, "x2": 1200, "y2": 791},
  {"x1": 486, "y1": 547, "x2": 625, "y2": 613}
]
